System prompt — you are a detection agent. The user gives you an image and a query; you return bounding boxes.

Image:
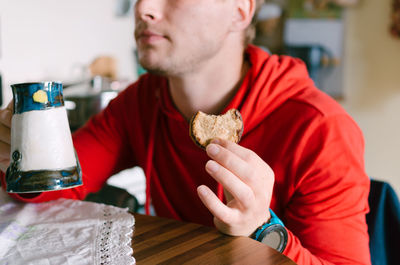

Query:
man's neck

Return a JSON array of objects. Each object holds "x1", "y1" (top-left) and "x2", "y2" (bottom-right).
[{"x1": 168, "y1": 46, "x2": 248, "y2": 121}]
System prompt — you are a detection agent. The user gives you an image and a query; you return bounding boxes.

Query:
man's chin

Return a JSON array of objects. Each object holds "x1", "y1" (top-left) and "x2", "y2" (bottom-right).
[
  {"x1": 143, "y1": 67, "x2": 169, "y2": 76},
  {"x1": 139, "y1": 58, "x2": 184, "y2": 76},
  {"x1": 140, "y1": 61, "x2": 172, "y2": 76}
]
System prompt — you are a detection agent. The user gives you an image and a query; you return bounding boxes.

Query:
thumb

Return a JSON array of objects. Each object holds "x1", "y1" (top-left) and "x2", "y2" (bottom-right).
[{"x1": 6, "y1": 100, "x2": 14, "y2": 112}]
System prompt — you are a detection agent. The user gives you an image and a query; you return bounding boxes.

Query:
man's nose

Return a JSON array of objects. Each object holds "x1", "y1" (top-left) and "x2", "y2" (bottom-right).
[{"x1": 134, "y1": 0, "x2": 163, "y2": 23}]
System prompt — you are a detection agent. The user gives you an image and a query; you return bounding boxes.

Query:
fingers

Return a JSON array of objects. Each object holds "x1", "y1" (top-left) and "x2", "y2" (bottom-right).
[
  {"x1": 205, "y1": 160, "x2": 254, "y2": 209},
  {"x1": 206, "y1": 142, "x2": 249, "y2": 182},
  {"x1": 0, "y1": 124, "x2": 11, "y2": 145},
  {"x1": 201, "y1": 139, "x2": 275, "y2": 237},
  {"x1": 210, "y1": 138, "x2": 275, "y2": 183},
  {"x1": 0, "y1": 101, "x2": 13, "y2": 129},
  {"x1": 205, "y1": 140, "x2": 258, "y2": 209},
  {"x1": 0, "y1": 141, "x2": 11, "y2": 172},
  {"x1": 0, "y1": 141, "x2": 10, "y2": 160},
  {"x1": 0, "y1": 101, "x2": 13, "y2": 147},
  {"x1": 205, "y1": 138, "x2": 274, "y2": 205},
  {"x1": 197, "y1": 185, "x2": 240, "y2": 224},
  {"x1": 211, "y1": 138, "x2": 253, "y2": 161},
  {"x1": 0, "y1": 101, "x2": 13, "y2": 172},
  {"x1": 206, "y1": 141, "x2": 269, "y2": 193}
]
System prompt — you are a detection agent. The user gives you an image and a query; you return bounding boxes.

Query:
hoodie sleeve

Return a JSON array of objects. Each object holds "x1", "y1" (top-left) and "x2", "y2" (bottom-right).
[
  {"x1": 281, "y1": 113, "x2": 371, "y2": 265},
  {"x1": 0, "y1": 84, "x2": 136, "y2": 203}
]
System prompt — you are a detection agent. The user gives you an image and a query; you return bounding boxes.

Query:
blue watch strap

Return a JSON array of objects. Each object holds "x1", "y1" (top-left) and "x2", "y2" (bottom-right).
[{"x1": 254, "y1": 209, "x2": 285, "y2": 241}]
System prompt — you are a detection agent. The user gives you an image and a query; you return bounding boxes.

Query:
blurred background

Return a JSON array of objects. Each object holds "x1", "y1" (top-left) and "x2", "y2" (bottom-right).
[{"x1": 0, "y1": 0, "x2": 399, "y2": 202}]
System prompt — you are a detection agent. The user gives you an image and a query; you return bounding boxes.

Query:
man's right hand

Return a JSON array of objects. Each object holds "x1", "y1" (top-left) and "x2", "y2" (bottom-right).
[{"x1": 0, "y1": 101, "x2": 13, "y2": 172}]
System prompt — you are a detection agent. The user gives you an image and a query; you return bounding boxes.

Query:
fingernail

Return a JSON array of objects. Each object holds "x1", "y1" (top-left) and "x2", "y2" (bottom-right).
[
  {"x1": 206, "y1": 160, "x2": 219, "y2": 173},
  {"x1": 207, "y1": 144, "x2": 219, "y2": 156},
  {"x1": 198, "y1": 186, "x2": 208, "y2": 196}
]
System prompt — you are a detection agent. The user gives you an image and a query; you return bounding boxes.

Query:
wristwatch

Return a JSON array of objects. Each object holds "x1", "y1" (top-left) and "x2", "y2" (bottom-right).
[{"x1": 252, "y1": 209, "x2": 288, "y2": 253}]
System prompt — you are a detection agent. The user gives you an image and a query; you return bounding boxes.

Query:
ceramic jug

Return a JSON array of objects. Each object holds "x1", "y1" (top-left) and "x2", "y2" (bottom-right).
[{"x1": 6, "y1": 82, "x2": 82, "y2": 193}]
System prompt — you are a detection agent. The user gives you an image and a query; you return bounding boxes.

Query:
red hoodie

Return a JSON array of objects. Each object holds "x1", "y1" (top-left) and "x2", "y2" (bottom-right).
[{"x1": 2, "y1": 45, "x2": 371, "y2": 264}]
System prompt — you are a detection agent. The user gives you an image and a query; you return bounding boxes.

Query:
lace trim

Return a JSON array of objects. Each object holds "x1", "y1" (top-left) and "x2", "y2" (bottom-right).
[{"x1": 95, "y1": 205, "x2": 135, "y2": 265}]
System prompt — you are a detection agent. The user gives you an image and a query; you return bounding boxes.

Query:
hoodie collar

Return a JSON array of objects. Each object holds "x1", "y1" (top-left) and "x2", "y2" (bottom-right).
[{"x1": 159, "y1": 45, "x2": 313, "y2": 134}]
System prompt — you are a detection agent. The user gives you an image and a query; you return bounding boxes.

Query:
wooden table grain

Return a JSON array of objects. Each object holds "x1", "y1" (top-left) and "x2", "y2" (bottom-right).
[{"x1": 132, "y1": 213, "x2": 297, "y2": 265}]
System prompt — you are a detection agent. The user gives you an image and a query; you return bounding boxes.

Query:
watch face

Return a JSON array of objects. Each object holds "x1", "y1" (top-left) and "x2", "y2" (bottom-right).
[
  {"x1": 258, "y1": 224, "x2": 288, "y2": 253},
  {"x1": 261, "y1": 230, "x2": 282, "y2": 249}
]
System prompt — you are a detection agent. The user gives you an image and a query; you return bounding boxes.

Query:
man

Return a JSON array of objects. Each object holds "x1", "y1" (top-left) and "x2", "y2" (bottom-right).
[{"x1": 0, "y1": 0, "x2": 371, "y2": 264}]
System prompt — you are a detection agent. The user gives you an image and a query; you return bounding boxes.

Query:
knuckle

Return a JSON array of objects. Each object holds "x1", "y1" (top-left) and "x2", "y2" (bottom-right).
[
  {"x1": 217, "y1": 210, "x2": 231, "y2": 224},
  {"x1": 247, "y1": 169, "x2": 257, "y2": 181},
  {"x1": 240, "y1": 188, "x2": 254, "y2": 204},
  {"x1": 243, "y1": 152, "x2": 252, "y2": 162},
  {"x1": 218, "y1": 150, "x2": 233, "y2": 167},
  {"x1": 243, "y1": 149, "x2": 256, "y2": 163},
  {"x1": 264, "y1": 165, "x2": 275, "y2": 179},
  {"x1": 249, "y1": 171, "x2": 262, "y2": 187}
]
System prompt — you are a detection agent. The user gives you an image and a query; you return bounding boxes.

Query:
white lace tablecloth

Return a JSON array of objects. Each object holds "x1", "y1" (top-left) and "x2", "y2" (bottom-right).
[{"x1": 0, "y1": 191, "x2": 135, "y2": 265}]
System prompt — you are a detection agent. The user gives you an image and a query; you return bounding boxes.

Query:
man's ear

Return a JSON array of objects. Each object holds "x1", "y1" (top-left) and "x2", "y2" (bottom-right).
[{"x1": 231, "y1": 0, "x2": 255, "y2": 32}]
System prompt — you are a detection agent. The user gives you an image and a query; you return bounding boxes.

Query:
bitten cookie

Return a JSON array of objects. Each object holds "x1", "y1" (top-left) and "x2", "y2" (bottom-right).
[{"x1": 189, "y1": 109, "x2": 244, "y2": 149}]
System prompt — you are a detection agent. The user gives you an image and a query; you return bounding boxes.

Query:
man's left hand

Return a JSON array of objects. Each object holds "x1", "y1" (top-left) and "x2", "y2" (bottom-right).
[{"x1": 197, "y1": 138, "x2": 274, "y2": 236}]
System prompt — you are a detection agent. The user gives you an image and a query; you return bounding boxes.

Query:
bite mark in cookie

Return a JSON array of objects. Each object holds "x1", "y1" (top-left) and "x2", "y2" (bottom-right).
[{"x1": 189, "y1": 109, "x2": 243, "y2": 149}]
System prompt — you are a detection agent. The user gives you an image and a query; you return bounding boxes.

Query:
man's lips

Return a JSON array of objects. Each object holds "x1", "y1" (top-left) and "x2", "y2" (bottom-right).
[{"x1": 136, "y1": 30, "x2": 166, "y2": 44}]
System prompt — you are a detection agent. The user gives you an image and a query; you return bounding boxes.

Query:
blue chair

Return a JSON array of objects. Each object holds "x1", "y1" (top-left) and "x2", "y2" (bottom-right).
[{"x1": 366, "y1": 179, "x2": 400, "y2": 265}]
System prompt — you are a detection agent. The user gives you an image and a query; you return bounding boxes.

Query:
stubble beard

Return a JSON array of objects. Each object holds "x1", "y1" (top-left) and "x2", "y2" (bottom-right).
[
  {"x1": 138, "y1": 50, "x2": 197, "y2": 77},
  {"x1": 138, "y1": 41, "x2": 223, "y2": 77}
]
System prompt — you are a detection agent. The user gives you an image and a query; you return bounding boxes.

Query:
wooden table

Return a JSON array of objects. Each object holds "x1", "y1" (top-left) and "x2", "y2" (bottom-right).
[{"x1": 132, "y1": 214, "x2": 297, "y2": 264}]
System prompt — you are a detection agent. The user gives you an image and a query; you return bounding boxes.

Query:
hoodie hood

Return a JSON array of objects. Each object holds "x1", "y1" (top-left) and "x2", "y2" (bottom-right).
[
  {"x1": 223, "y1": 45, "x2": 316, "y2": 135},
  {"x1": 158, "y1": 45, "x2": 315, "y2": 135}
]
